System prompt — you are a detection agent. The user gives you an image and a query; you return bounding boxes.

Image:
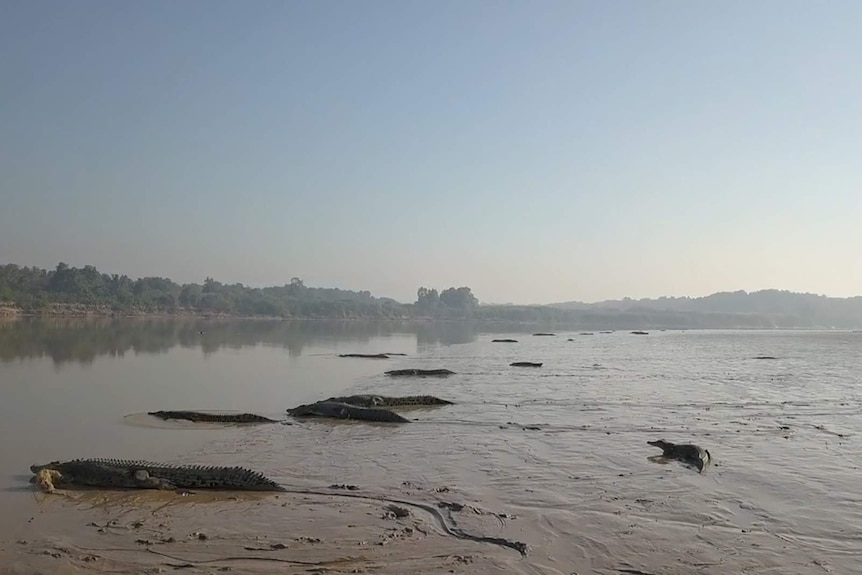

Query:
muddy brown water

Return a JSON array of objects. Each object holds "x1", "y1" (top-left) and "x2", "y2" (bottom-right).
[{"x1": 1, "y1": 319, "x2": 861, "y2": 574}]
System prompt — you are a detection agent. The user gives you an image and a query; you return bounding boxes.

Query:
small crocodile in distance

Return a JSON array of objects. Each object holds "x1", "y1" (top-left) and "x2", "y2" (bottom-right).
[
  {"x1": 338, "y1": 353, "x2": 390, "y2": 359},
  {"x1": 647, "y1": 440, "x2": 711, "y2": 472},
  {"x1": 631, "y1": 331, "x2": 649, "y2": 335},
  {"x1": 148, "y1": 411, "x2": 279, "y2": 424},
  {"x1": 492, "y1": 338, "x2": 518, "y2": 343},
  {"x1": 532, "y1": 333, "x2": 555, "y2": 336},
  {"x1": 30, "y1": 459, "x2": 286, "y2": 491},
  {"x1": 324, "y1": 394, "x2": 454, "y2": 408},
  {"x1": 287, "y1": 401, "x2": 411, "y2": 423},
  {"x1": 384, "y1": 368, "x2": 455, "y2": 376},
  {"x1": 510, "y1": 361, "x2": 543, "y2": 367}
]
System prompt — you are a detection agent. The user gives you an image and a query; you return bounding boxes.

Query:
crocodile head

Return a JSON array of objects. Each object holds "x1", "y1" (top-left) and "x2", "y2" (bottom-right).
[
  {"x1": 647, "y1": 439, "x2": 673, "y2": 451},
  {"x1": 698, "y1": 449, "x2": 712, "y2": 472},
  {"x1": 30, "y1": 461, "x2": 62, "y2": 474}
]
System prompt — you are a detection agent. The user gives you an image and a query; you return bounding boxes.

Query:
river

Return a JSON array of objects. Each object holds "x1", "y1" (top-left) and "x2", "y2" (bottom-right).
[{"x1": 1, "y1": 318, "x2": 860, "y2": 574}]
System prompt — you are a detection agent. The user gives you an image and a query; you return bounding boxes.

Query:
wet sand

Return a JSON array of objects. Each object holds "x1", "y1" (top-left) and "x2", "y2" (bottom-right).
[
  {"x1": 3, "y1": 487, "x2": 525, "y2": 575},
  {"x1": 3, "y1": 464, "x2": 845, "y2": 575}
]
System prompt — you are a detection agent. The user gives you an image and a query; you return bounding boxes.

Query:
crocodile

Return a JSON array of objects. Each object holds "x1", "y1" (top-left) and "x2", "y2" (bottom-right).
[
  {"x1": 287, "y1": 401, "x2": 411, "y2": 423},
  {"x1": 324, "y1": 394, "x2": 454, "y2": 408},
  {"x1": 492, "y1": 338, "x2": 518, "y2": 343},
  {"x1": 647, "y1": 440, "x2": 711, "y2": 472},
  {"x1": 384, "y1": 368, "x2": 455, "y2": 376},
  {"x1": 148, "y1": 410, "x2": 279, "y2": 424},
  {"x1": 338, "y1": 353, "x2": 390, "y2": 359},
  {"x1": 29, "y1": 459, "x2": 286, "y2": 491},
  {"x1": 31, "y1": 460, "x2": 177, "y2": 491},
  {"x1": 510, "y1": 361, "x2": 543, "y2": 367}
]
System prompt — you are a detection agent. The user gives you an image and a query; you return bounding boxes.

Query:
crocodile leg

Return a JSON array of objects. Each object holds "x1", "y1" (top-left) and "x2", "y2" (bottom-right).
[{"x1": 132, "y1": 470, "x2": 177, "y2": 490}]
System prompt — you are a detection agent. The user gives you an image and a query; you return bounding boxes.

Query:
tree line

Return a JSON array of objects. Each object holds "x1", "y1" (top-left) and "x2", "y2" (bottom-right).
[
  {"x1": 2, "y1": 262, "x2": 861, "y2": 328},
  {"x1": 0, "y1": 263, "x2": 479, "y2": 320}
]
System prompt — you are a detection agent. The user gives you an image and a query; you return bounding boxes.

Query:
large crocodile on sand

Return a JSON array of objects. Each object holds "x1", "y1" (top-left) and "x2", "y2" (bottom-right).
[
  {"x1": 29, "y1": 458, "x2": 286, "y2": 491},
  {"x1": 324, "y1": 394, "x2": 453, "y2": 408},
  {"x1": 148, "y1": 410, "x2": 279, "y2": 424},
  {"x1": 647, "y1": 439, "x2": 711, "y2": 472},
  {"x1": 287, "y1": 401, "x2": 411, "y2": 423}
]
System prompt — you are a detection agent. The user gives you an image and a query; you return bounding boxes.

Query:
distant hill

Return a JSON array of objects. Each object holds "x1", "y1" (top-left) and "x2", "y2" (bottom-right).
[{"x1": 548, "y1": 289, "x2": 862, "y2": 329}]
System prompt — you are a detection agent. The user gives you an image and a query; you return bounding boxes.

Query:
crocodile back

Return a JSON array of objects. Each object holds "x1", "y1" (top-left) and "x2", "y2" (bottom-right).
[
  {"x1": 148, "y1": 411, "x2": 277, "y2": 423},
  {"x1": 32, "y1": 459, "x2": 286, "y2": 491},
  {"x1": 306, "y1": 402, "x2": 411, "y2": 423},
  {"x1": 327, "y1": 394, "x2": 453, "y2": 407}
]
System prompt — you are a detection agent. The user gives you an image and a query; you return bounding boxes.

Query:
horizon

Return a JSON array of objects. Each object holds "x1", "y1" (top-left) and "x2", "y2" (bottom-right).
[
  {"x1": 2, "y1": 260, "x2": 858, "y2": 306},
  {"x1": 3, "y1": 1, "x2": 861, "y2": 303}
]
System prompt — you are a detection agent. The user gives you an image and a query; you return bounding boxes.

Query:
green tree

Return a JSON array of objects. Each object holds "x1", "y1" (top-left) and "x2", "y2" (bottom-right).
[
  {"x1": 416, "y1": 287, "x2": 440, "y2": 310},
  {"x1": 439, "y1": 286, "x2": 478, "y2": 309}
]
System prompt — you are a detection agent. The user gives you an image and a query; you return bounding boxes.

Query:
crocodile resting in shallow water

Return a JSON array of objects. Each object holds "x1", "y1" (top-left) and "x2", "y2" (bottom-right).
[
  {"x1": 30, "y1": 459, "x2": 286, "y2": 491},
  {"x1": 648, "y1": 439, "x2": 711, "y2": 472},
  {"x1": 324, "y1": 394, "x2": 454, "y2": 408},
  {"x1": 148, "y1": 410, "x2": 279, "y2": 424},
  {"x1": 287, "y1": 401, "x2": 411, "y2": 423},
  {"x1": 384, "y1": 368, "x2": 455, "y2": 376}
]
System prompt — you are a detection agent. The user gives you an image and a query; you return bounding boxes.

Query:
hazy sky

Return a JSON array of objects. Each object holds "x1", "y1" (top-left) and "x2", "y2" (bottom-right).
[{"x1": 2, "y1": 1, "x2": 860, "y2": 304}]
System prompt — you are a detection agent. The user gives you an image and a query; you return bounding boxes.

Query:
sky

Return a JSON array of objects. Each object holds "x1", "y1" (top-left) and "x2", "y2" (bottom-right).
[{"x1": 1, "y1": 0, "x2": 861, "y2": 304}]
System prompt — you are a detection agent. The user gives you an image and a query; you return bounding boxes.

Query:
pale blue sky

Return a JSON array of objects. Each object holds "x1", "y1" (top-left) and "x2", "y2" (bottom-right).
[{"x1": 2, "y1": 0, "x2": 860, "y2": 304}]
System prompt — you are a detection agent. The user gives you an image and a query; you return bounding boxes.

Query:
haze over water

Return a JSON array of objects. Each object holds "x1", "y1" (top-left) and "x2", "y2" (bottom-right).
[{"x1": 2, "y1": 319, "x2": 860, "y2": 574}]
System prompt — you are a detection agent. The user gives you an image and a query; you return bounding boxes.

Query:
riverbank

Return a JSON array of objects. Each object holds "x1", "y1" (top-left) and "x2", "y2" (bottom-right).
[
  {"x1": 0, "y1": 303, "x2": 276, "y2": 320},
  {"x1": 1, "y1": 302, "x2": 856, "y2": 330}
]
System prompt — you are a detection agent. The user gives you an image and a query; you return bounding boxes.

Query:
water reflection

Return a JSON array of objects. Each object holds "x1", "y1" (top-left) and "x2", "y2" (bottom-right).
[{"x1": 0, "y1": 318, "x2": 498, "y2": 365}]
